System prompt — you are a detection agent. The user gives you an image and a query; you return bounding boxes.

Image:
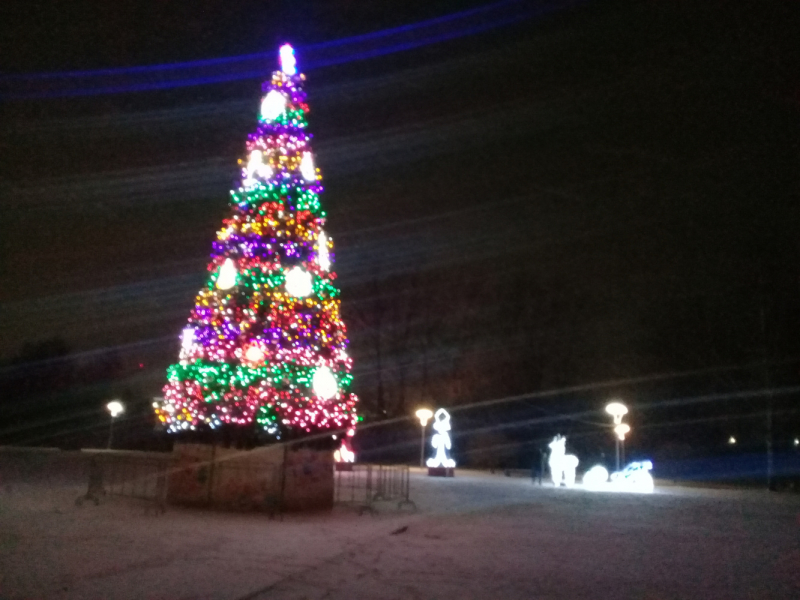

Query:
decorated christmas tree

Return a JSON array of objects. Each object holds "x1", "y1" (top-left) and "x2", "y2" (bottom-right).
[{"x1": 155, "y1": 44, "x2": 358, "y2": 442}]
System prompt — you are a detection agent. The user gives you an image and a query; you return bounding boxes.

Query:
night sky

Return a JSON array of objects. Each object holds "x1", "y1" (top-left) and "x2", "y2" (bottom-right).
[{"x1": 1, "y1": 0, "x2": 799, "y2": 465}]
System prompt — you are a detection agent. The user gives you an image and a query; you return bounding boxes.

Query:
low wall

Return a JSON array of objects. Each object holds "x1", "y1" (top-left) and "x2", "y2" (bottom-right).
[{"x1": 168, "y1": 443, "x2": 334, "y2": 512}]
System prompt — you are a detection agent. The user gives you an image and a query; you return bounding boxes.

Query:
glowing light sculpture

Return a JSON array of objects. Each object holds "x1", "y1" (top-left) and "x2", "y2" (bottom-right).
[
  {"x1": 426, "y1": 409, "x2": 456, "y2": 468},
  {"x1": 582, "y1": 465, "x2": 609, "y2": 490},
  {"x1": 610, "y1": 461, "x2": 654, "y2": 493},
  {"x1": 157, "y1": 45, "x2": 359, "y2": 440},
  {"x1": 548, "y1": 435, "x2": 579, "y2": 487}
]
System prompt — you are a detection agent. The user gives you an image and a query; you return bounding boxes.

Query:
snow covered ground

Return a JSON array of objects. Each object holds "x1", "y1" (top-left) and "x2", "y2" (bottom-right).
[{"x1": 1, "y1": 470, "x2": 799, "y2": 599}]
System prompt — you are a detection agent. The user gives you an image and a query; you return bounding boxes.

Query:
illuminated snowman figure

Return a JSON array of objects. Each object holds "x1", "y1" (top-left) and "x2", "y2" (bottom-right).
[
  {"x1": 426, "y1": 408, "x2": 456, "y2": 468},
  {"x1": 548, "y1": 435, "x2": 579, "y2": 487}
]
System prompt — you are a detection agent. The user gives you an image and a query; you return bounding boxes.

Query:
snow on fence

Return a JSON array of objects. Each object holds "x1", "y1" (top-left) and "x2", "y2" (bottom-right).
[{"x1": 334, "y1": 464, "x2": 414, "y2": 513}]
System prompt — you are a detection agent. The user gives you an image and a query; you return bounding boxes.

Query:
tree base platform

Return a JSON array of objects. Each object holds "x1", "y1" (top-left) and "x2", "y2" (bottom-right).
[{"x1": 428, "y1": 467, "x2": 455, "y2": 477}]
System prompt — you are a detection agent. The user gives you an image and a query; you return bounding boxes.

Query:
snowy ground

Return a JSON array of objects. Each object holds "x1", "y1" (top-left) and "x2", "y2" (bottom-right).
[{"x1": 1, "y1": 470, "x2": 799, "y2": 599}]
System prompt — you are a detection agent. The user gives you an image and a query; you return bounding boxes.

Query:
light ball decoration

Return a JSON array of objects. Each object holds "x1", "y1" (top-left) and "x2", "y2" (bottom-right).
[
  {"x1": 299, "y1": 152, "x2": 316, "y2": 181},
  {"x1": 261, "y1": 90, "x2": 287, "y2": 121},
  {"x1": 312, "y1": 366, "x2": 338, "y2": 400},
  {"x1": 216, "y1": 258, "x2": 237, "y2": 290},
  {"x1": 244, "y1": 344, "x2": 265, "y2": 364},
  {"x1": 583, "y1": 465, "x2": 609, "y2": 489},
  {"x1": 285, "y1": 266, "x2": 313, "y2": 297}
]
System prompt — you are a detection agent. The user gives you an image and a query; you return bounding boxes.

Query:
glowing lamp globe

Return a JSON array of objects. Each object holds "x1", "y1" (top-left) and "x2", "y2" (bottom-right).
[
  {"x1": 261, "y1": 90, "x2": 286, "y2": 121},
  {"x1": 279, "y1": 44, "x2": 297, "y2": 75},
  {"x1": 299, "y1": 152, "x2": 316, "y2": 181},
  {"x1": 216, "y1": 258, "x2": 237, "y2": 290},
  {"x1": 312, "y1": 366, "x2": 338, "y2": 399},
  {"x1": 415, "y1": 408, "x2": 434, "y2": 427},
  {"x1": 285, "y1": 266, "x2": 313, "y2": 297},
  {"x1": 107, "y1": 401, "x2": 124, "y2": 418},
  {"x1": 605, "y1": 401, "x2": 628, "y2": 424},
  {"x1": 614, "y1": 423, "x2": 631, "y2": 441}
]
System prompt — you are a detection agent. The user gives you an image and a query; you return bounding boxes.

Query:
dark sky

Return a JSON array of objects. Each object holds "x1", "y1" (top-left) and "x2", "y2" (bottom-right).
[{"x1": 1, "y1": 0, "x2": 799, "y2": 453}]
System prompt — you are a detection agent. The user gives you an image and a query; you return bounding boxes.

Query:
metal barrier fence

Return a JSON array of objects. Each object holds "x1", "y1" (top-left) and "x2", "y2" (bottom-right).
[
  {"x1": 78, "y1": 451, "x2": 171, "y2": 509},
  {"x1": 334, "y1": 464, "x2": 414, "y2": 513}
]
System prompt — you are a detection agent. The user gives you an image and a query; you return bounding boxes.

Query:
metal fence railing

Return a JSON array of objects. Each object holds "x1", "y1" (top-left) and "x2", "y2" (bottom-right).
[
  {"x1": 334, "y1": 464, "x2": 414, "y2": 513},
  {"x1": 1, "y1": 447, "x2": 414, "y2": 515},
  {"x1": 77, "y1": 451, "x2": 171, "y2": 510}
]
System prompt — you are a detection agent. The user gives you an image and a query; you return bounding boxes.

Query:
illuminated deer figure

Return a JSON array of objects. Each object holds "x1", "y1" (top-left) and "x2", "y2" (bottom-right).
[{"x1": 548, "y1": 435, "x2": 579, "y2": 487}]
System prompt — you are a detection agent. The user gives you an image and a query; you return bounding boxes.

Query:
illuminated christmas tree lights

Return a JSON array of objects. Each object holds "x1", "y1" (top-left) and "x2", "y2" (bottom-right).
[{"x1": 156, "y1": 44, "x2": 358, "y2": 439}]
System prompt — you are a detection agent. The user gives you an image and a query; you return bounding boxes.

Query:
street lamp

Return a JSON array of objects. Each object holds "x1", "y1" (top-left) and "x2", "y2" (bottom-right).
[
  {"x1": 415, "y1": 408, "x2": 434, "y2": 468},
  {"x1": 606, "y1": 401, "x2": 629, "y2": 471},
  {"x1": 106, "y1": 400, "x2": 124, "y2": 449},
  {"x1": 614, "y1": 423, "x2": 631, "y2": 467}
]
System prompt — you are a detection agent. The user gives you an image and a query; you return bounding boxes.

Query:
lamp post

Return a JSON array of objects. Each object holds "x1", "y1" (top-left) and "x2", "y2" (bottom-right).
[
  {"x1": 106, "y1": 400, "x2": 124, "y2": 449},
  {"x1": 614, "y1": 423, "x2": 630, "y2": 467},
  {"x1": 605, "y1": 401, "x2": 628, "y2": 471},
  {"x1": 415, "y1": 408, "x2": 433, "y2": 467}
]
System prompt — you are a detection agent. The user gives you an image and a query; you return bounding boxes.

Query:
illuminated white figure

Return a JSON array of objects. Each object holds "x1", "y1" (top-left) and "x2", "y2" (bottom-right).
[
  {"x1": 299, "y1": 152, "x2": 316, "y2": 181},
  {"x1": 279, "y1": 43, "x2": 297, "y2": 75},
  {"x1": 426, "y1": 409, "x2": 456, "y2": 468},
  {"x1": 179, "y1": 326, "x2": 195, "y2": 361},
  {"x1": 312, "y1": 366, "x2": 338, "y2": 400},
  {"x1": 582, "y1": 465, "x2": 609, "y2": 490},
  {"x1": 216, "y1": 258, "x2": 237, "y2": 290},
  {"x1": 244, "y1": 150, "x2": 272, "y2": 186},
  {"x1": 285, "y1": 266, "x2": 313, "y2": 297},
  {"x1": 261, "y1": 90, "x2": 286, "y2": 121},
  {"x1": 548, "y1": 435, "x2": 579, "y2": 487},
  {"x1": 317, "y1": 231, "x2": 331, "y2": 271}
]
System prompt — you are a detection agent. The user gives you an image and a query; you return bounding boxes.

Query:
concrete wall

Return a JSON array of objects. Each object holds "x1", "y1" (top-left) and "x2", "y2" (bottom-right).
[{"x1": 168, "y1": 443, "x2": 334, "y2": 512}]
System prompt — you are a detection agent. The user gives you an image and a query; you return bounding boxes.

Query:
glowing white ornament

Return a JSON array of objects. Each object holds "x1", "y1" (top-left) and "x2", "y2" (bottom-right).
[
  {"x1": 245, "y1": 345, "x2": 265, "y2": 363},
  {"x1": 426, "y1": 409, "x2": 456, "y2": 468},
  {"x1": 244, "y1": 150, "x2": 272, "y2": 186},
  {"x1": 179, "y1": 326, "x2": 195, "y2": 360},
  {"x1": 312, "y1": 366, "x2": 338, "y2": 399},
  {"x1": 548, "y1": 435, "x2": 579, "y2": 487},
  {"x1": 216, "y1": 258, "x2": 237, "y2": 290},
  {"x1": 261, "y1": 90, "x2": 286, "y2": 121},
  {"x1": 285, "y1": 266, "x2": 313, "y2": 297},
  {"x1": 279, "y1": 43, "x2": 297, "y2": 75},
  {"x1": 582, "y1": 465, "x2": 609, "y2": 490},
  {"x1": 317, "y1": 231, "x2": 330, "y2": 271},
  {"x1": 299, "y1": 152, "x2": 316, "y2": 181}
]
